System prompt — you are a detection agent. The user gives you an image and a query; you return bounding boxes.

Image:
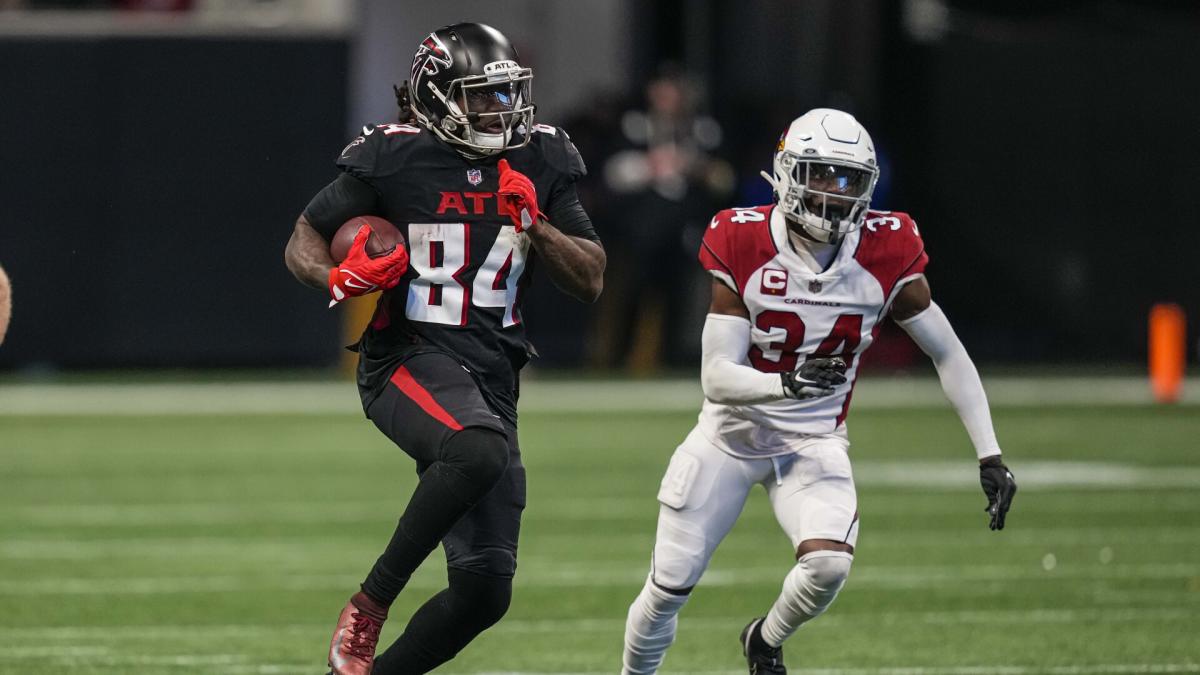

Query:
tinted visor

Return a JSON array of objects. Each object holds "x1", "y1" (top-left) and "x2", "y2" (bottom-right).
[
  {"x1": 797, "y1": 162, "x2": 873, "y2": 197},
  {"x1": 463, "y1": 82, "x2": 520, "y2": 113}
]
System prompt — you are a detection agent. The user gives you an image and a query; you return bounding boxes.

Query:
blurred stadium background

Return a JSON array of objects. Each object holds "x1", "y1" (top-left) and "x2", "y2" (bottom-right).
[{"x1": 1, "y1": 1, "x2": 1198, "y2": 673}]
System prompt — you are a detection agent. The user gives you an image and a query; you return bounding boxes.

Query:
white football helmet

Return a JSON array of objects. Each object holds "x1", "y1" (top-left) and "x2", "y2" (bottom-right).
[{"x1": 761, "y1": 108, "x2": 879, "y2": 243}]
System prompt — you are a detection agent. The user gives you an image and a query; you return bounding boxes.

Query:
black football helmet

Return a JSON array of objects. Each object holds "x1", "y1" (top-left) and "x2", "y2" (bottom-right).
[{"x1": 408, "y1": 22, "x2": 535, "y2": 156}]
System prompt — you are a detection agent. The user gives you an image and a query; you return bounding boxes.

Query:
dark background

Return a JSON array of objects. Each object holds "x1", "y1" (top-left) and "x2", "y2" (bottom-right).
[
  {"x1": 1, "y1": 0, "x2": 1196, "y2": 371},
  {"x1": 0, "y1": 37, "x2": 348, "y2": 368}
]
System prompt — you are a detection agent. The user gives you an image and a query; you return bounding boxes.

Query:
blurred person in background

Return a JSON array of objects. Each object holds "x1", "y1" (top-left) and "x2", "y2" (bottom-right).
[
  {"x1": 596, "y1": 65, "x2": 734, "y2": 371},
  {"x1": 114, "y1": 0, "x2": 192, "y2": 9},
  {"x1": 1, "y1": 0, "x2": 190, "y2": 7},
  {"x1": 284, "y1": 22, "x2": 604, "y2": 675},
  {"x1": 0, "y1": 263, "x2": 10, "y2": 345},
  {"x1": 620, "y1": 109, "x2": 1016, "y2": 674}
]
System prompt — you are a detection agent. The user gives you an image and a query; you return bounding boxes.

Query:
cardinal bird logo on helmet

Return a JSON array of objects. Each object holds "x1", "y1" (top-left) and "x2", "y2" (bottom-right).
[{"x1": 411, "y1": 33, "x2": 452, "y2": 82}]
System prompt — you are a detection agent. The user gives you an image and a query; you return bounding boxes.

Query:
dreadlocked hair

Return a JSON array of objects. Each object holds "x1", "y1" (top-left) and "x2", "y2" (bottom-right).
[{"x1": 393, "y1": 81, "x2": 417, "y2": 124}]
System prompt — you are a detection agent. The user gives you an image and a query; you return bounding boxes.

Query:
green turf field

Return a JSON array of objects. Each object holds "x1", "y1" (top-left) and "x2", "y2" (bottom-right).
[{"x1": 1, "y1": 379, "x2": 1198, "y2": 674}]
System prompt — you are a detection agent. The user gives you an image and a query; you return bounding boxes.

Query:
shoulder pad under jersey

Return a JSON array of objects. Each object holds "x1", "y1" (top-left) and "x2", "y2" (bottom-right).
[
  {"x1": 335, "y1": 122, "x2": 424, "y2": 179},
  {"x1": 698, "y1": 205, "x2": 777, "y2": 294},
  {"x1": 854, "y1": 210, "x2": 929, "y2": 299},
  {"x1": 527, "y1": 123, "x2": 586, "y2": 181}
]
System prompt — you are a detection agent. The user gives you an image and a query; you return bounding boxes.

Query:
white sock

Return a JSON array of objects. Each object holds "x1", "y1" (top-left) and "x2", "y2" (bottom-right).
[
  {"x1": 622, "y1": 577, "x2": 690, "y2": 674},
  {"x1": 760, "y1": 550, "x2": 853, "y2": 647}
]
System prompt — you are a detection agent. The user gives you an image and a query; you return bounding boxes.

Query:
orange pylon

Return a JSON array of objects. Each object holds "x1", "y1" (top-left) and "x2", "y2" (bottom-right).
[{"x1": 1149, "y1": 303, "x2": 1186, "y2": 403}]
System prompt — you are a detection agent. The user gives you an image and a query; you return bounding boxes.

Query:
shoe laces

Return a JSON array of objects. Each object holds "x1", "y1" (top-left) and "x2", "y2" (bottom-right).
[{"x1": 343, "y1": 612, "x2": 382, "y2": 661}]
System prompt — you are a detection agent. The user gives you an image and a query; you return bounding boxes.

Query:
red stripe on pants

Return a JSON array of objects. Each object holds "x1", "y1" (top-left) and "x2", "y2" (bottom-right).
[{"x1": 389, "y1": 365, "x2": 465, "y2": 431}]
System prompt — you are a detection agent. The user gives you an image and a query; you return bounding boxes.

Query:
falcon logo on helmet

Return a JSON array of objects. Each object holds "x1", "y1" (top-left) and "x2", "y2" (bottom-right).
[
  {"x1": 760, "y1": 108, "x2": 880, "y2": 244},
  {"x1": 412, "y1": 34, "x2": 452, "y2": 80}
]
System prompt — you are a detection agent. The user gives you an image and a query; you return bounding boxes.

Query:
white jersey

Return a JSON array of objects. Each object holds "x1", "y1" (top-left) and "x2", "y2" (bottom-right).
[{"x1": 696, "y1": 205, "x2": 929, "y2": 457}]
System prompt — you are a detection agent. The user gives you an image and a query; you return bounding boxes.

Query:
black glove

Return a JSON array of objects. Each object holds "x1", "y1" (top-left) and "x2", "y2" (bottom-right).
[
  {"x1": 781, "y1": 357, "x2": 847, "y2": 400},
  {"x1": 979, "y1": 455, "x2": 1017, "y2": 530}
]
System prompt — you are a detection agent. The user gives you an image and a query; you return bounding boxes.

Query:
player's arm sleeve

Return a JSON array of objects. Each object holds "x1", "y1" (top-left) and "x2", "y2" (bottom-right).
[
  {"x1": 896, "y1": 301, "x2": 1002, "y2": 460},
  {"x1": 300, "y1": 173, "x2": 381, "y2": 241},
  {"x1": 701, "y1": 313, "x2": 786, "y2": 404},
  {"x1": 543, "y1": 131, "x2": 600, "y2": 242},
  {"x1": 544, "y1": 181, "x2": 600, "y2": 242}
]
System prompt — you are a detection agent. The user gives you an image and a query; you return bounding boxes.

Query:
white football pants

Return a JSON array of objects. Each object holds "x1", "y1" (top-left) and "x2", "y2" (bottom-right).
[{"x1": 622, "y1": 426, "x2": 858, "y2": 674}]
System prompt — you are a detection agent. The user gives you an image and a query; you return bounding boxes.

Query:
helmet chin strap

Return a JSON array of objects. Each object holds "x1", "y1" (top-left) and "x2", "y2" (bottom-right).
[
  {"x1": 466, "y1": 128, "x2": 510, "y2": 155},
  {"x1": 760, "y1": 169, "x2": 781, "y2": 193},
  {"x1": 796, "y1": 216, "x2": 841, "y2": 245},
  {"x1": 786, "y1": 195, "x2": 844, "y2": 244}
]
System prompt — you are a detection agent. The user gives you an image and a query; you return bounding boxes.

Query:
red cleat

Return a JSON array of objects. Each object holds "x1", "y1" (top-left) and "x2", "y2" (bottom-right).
[{"x1": 327, "y1": 592, "x2": 386, "y2": 675}]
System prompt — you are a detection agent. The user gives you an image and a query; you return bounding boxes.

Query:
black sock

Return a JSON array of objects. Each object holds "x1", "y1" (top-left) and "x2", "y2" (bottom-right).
[
  {"x1": 751, "y1": 618, "x2": 779, "y2": 653},
  {"x1": 371, "y1": 568, "x2": 512, "y2": 675}
]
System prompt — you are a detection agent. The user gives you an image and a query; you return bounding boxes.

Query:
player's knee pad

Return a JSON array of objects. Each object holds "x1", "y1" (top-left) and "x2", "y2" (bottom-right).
[
  {"x1": 785, "y1": 550, "x2": 853, "y2": 616},
  {"x1": 760, "y1": 550, "x2": 853, "y2": 647},
  {"x1": 448, "y1": 567, "x2": 512, "y2": 630},
  {"x1": 439, "y1": 427, "x2": 509, "y2": 498},
  {"x1": 650, "y1": 518, "x2": 709, "y2": 591}
]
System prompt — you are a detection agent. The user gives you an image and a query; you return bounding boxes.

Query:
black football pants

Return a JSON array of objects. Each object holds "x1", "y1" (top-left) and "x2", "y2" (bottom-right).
[{"x1": 360, "y1": 352, "x2": 525, "y2": 673}]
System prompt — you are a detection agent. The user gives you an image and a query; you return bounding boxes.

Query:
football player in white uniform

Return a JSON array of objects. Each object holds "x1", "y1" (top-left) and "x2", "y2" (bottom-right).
[{"x1": 621, "y1": 109, "x2": 1017, "y2": 674}]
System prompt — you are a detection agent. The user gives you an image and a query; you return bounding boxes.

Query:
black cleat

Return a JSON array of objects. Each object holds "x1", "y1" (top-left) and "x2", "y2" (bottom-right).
[{"x1": 740, "y1": 617, "x2": 786, "y2": 675}]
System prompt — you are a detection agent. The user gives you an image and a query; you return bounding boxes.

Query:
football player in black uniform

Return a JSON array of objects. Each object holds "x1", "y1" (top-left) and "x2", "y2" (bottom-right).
[{"x1": 284, "y1": 22, "x2": 605, "y2": 675}]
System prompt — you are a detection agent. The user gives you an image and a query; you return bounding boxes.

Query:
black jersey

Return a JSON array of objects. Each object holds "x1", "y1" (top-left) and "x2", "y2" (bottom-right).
[{"x1": 305, "y1": 122, "x2": 598, "y2": 425}]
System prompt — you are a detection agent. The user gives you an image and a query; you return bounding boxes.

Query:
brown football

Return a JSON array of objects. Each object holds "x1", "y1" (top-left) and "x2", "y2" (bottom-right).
[{"x1": 330, "y1": 216, "x2": 404, "y2": 262}]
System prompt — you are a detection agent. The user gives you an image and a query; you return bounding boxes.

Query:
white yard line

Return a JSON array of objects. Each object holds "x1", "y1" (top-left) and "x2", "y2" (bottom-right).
[
  {"x1": 451, "y1": 665, "x2": 1200, "y2": 675},
  {"x1": 35, "y1": 653, "x2": 309, "y2": 674},
  {"x1": 0, "y1": 624, "x2": 325, "y2": 641},
  {"x1": 0, "y1": 656, "x2": 1195, "y2": 675},
  {"x1": 3, "y1": 621, "x2": 1195, "y2": 674},
  {"x1": 0, "y1": 646, "x2": 111, "y2": 658},
  {"x1": 2, "y1": 607, "x2": 1194, "y2": 640},
  {"x1": 0, "y1": 644, "x2": 313, "y2": 673},
  {"x1": 851, "y1": 461, "x2": 1200, "y2": 491},
  {"x1": 3, "y1": 523, "x2": 1198, "y2": 562},
  {"x1": 476, "y1": 607, "x2": 1200, "y2": 633},
  {"x1": 0, "y1": 459, "x2": 1194, "y2": 537},
  {"x1": 3, "y1": 486, "x2": 1197, "y2": 534},
  {"x1": 1, "y1": 563, "x2": 1197, "y2": 595},
  {"x1": 451, "y1": 662, "x2": 1200, "y2": 667},
  {"x1": 6, "y1": 658, "x2": 1189, "y2": 675},
  {"x1": 1, "y1": 376, "x2": 1196, "y2": 416}
]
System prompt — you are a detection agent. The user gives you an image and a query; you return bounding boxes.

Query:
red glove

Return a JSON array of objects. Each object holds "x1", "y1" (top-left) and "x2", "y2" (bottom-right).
[
  {"x1": 327, "y1": 225, "x2": 409, "y2": 308},
  {"x1": 497, "y1": 158, "x2": 540, "y2": 232}
]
